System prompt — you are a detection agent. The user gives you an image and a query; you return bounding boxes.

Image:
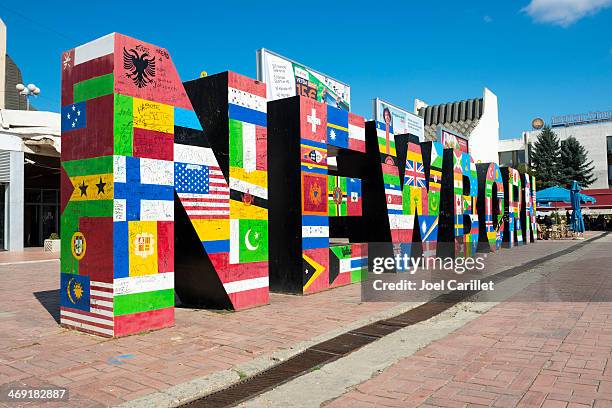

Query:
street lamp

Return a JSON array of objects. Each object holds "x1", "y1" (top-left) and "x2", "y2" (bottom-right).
[{"x1": 16, "y1": 83, "x2": 40, "y2": 111}]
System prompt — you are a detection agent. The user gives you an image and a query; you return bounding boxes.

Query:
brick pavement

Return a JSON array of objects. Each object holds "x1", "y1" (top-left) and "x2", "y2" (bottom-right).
[
  {"x1": 0, "y1": 234, "x2": 603, "y2": 407},
  {"x1": 324, "y1": 234, "x2": 612, "y2": 408},
  {"x1": 0, "y1": 248, "x2": 58, "y2": 264}
]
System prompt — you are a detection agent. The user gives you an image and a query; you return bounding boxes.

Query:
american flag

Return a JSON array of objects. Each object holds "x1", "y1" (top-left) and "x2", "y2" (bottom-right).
[
  {"x1": 405, "y1": 160, "x2": 426, "y2": 188},
  {"x1": 175, "y1": 162, "x2": 229, "y2": 219},
  {"x1": 60, "y1": 281, "x2": 114, "y2": 337}
]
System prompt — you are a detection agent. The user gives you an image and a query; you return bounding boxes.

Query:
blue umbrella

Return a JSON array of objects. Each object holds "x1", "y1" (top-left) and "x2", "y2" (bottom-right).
[
  {"x1": 570, "y1": 181, "x2": 585, "y2": 234},
  {"x1": 536, "y1": 185, "x2": 596, "y2": 204}
]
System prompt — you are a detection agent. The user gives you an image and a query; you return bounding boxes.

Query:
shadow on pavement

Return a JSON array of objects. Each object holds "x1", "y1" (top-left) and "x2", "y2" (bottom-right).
[{"x1": 33, "y1": 289, "x2": 60, "y2": 323}]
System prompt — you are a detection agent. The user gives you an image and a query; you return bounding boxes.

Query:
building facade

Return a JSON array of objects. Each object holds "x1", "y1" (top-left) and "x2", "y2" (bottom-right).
[
  {"x1": 499, "y1": 111, "x2": 612, "y2": 189},
  {"x1": 415, "y1": 88, "x2": 499, "y2": 163},
  {"x1": 0, "y1": 19, "x2": 59, "y2": 250}
]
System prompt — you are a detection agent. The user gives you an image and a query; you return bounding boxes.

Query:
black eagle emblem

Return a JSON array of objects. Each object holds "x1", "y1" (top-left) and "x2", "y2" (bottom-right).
[{"x1": 123, "y1": 47, "x2": 156, "y2": 88}]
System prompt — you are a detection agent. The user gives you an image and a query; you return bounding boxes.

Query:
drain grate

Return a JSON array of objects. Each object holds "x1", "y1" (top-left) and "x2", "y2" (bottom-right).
[
  {"x1": 181, "y1": 233, "x2": 608, "y2": 408},
  {"x1": 350, "y1": 322, "x2": 402, "y2": 338},
  {"x1": 182, "y1": 349, "x2": 335, "y2": 408},
  {"x1": 310, "y1": 332, "x2": 377, "y2": 355}
]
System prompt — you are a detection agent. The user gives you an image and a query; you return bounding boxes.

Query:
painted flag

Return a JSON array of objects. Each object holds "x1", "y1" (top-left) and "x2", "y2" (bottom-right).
[
  {"x1": 301, "y1": 139, "x2": 327, "y2": 174},
  {"x1": 403, "y1": 185, "x2": 425, "y2": 216},
  {"x1": 385, "y1": 181, "x2": 403, "y2": 214},
  {"x1": 60, "y1": 275, "x2": 114, "y2": 337},
  {"x1": 429, "y1": 169, "x2": 442, "y2": 191},
  {"x1": 376, "y1": 121, "x2": 396, "y2": 156},
  {"x1": 347, "y1": 178, "x2": 362, "y2": 216},
  {"x1": 405, "y1": 160, "x2": 426, "y2": 188},
  {"x1": 329, "y1": 245, "x2": 352, "y2": 287},
  {"x1": 349, "y1": 243, "x2": 368, "y2": 283},
  {"x1": 389, "y1": 214, "x2": 414, "y2": 243},
  {"x1": 302, "y1": 173, "x2": 328, "y2": 216},
  {"x1": 328, "y1": 176, "x2": 347, "y2": 216},
  {"x1": 113, "y1": 156, "x2": 174, "y2": 222},
  {"x1": 61, "y1": 33, "x2": 115, "y2": 106},
  {"x1": 174, "y1": 144, "x2": 229, "y2": 220},
  {"x1": 348, "y1": 113, "x2": 366, "y2": 152},
  {"x1": 428, "y1": 190, "x2": 441, "y2": 215},
  {"x1": 229, "y1": 119, "x2": 267, "y2": 173},
  {"x1": 175, "y1": 162, "x2": 229, "y2": 219},
  {"x1": 300, "y1": 98, "x2": 327, "y2": 144},
  {"x1": 230, "y1": 219, "x2": 268, "y2": 263},
  {"x1": 302, "y1": 215, "x2": 329, "y2": 250},
  {"x1": 329, "y1": 244, "x2": 368, "y2": 287},
  {"x1": 302, "y1": 248, "x2": 328, "y2": 293},
  {"x1": 326, "y1": 105, "x2": 349, "y2": 149},
  {"x1": 429, "y1": 142, "x2": 443, "y2": 169},
  {"x1": 419, "y1": 215, "x2": 439, "y2": 242},
  {"x1": 61, "y1": 102, "x2": 87, "y2": 131}
]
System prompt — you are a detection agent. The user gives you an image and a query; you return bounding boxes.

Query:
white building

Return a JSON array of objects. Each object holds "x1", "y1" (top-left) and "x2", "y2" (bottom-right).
[
  {"x1": 499, "y1": 111, "x2": 612, "y2": 189},
  {"x1": 0, "y1": 19, "x2": 61, "y2": 250},
  {"x1": 1, "y1": 110, "x2": 60, "y2": 250},
  {"x1": 414, "y1": 88, "x2": 499, "y2": 163}
]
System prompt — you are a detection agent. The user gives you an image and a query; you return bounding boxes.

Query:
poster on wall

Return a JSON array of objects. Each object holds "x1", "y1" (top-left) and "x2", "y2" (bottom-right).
[
  {"x1": 438, "y1": 126, "x2": 469, "y2": 154},
  {"x1": 373, "y1": 98, "x2": 424, "y2": 141},
  {"x1": 257, "y1": 49, "x2": 350, "y2": 111}
]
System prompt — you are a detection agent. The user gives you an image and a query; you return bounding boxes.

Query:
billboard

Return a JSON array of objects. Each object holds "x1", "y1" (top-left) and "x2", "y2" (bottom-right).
[
  {"x1": 373, "y1": 98, "x2": 424, "y2": 140},
  {"x1": 256, "y1": 49, "x2": 350, "y2": 111},
  {"x1": 438, "y1": 126, "x2": 469, "y2": 154}
]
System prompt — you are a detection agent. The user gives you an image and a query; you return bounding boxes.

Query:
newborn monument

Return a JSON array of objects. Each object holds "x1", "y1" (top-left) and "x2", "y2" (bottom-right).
[{"x1": 60, "y1": 33, "x2": 536, "y2": 337}]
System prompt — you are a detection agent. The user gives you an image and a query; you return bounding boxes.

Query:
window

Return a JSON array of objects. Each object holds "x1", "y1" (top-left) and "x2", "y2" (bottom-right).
[
  {"x1": 499, "y1": 151, "x2": 514, "y2": 166},
  {"x1": 499, "y1": 150, "x2": 526, "y2": 167}
]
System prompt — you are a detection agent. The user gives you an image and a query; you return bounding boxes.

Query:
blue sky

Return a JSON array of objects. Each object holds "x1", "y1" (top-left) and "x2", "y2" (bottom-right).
[{"x1": 1, "y1": 0, "x2": 611, "y2": 139}]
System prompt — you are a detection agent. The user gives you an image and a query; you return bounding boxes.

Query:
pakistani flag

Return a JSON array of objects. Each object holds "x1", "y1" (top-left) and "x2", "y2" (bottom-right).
[{"x1": 231, "y1": 219, "x2": 268, "y2": 263}]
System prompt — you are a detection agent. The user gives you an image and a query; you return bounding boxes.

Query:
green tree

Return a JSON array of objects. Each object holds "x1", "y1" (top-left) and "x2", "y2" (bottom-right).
[
  {"x1": 559, "y1": 136, "x2": 595, "y2": 188},
  {"x1": 516, "y1": 162, "x2": 535, "y2": 177},
  {"x1": 530, "y1": 126, "x2": 562, "y2": 189}
]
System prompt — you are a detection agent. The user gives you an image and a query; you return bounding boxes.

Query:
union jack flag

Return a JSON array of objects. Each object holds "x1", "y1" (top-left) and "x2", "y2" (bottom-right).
[{"x1": 404, "y1": 160, "x2": 426, "y2": 188}]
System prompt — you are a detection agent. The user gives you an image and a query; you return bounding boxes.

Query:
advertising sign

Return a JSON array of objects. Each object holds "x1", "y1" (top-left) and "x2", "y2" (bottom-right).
[
  {"x1": 257, "y1": 49, "x2": 350, "y2": 111},
  {"x1": 373, "y1": 98, "x2": 424, "y2": 140},
  {"x1": 438, "y1": 126, "x2": 469, "y2": 154}
]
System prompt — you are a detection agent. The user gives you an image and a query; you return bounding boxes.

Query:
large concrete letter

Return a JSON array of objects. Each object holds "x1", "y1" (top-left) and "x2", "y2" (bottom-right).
[
  {"x1": 175, "y1": 72, "x2": 269, "y2": 310},
  {"x1": 267, "y1": 96, "x2": 366, "y2": 294},
  {"x1": 501, "y1": 167, "x2": 524, "y2": 247},
  {"x1": 60, "y1": 33, "x2": 184, "y2": 337},
  {"x1": 476, "y1": 162, "x2": 504, "y2": 251}
]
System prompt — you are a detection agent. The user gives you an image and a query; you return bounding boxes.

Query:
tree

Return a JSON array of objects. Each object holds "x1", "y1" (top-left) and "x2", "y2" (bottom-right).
[
  {"x1": 516, "y1": 162, "x2": 535, "y2": 177},
  {"x1": 530, "y1": 126, "x2": 562, "y2": 189},
  {"x1": 559, "y1": 136, "x2": 595, "y2": 188}
]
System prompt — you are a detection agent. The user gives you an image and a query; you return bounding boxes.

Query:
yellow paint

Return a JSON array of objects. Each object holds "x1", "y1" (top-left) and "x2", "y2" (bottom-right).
[
  {"x1": 409, "y1": 186, "x2": 423, "y2": 215},
  {"x1": 230, "y1": 166, "x2": 268, "y2": 188},
  {"x1": 133, "y1": 98, "x2": 174, "y2": 134},
  {"x1": 378, "y1": 143, "x2": 396, "y2": 157},
  {"x1": 70, "y1": 232, "x2": 86, "y2": 260},
  {"x1": 128, "y1": 221, "x2": 158, "y2": 276},
  {"x1": 302, "y1": 253, "x2": 325, "y2": 292},
  {"x1": 193, "y1": 219, "x2": 229, "y2": 241},
  {"x1": 406, "y1": 150, "x2": 421, "y2": 162},
  {"x1": 230, "y1": 200, "x2": 268, "y2": 220},
  {"x1": 70, "y1": 173, "x2": 113, "y2": 202},
  {"x1": 328, "y1": 123, "x2": 348, "y2": 132}
]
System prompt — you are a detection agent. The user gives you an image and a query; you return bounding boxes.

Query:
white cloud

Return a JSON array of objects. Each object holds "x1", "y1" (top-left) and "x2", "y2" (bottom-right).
[
  {"x1": 483, "y1": 15, "x2": 493, "y2": 23},
  {"x1": 522, "y1": 0, "x2": 612, "y2": 27}
]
